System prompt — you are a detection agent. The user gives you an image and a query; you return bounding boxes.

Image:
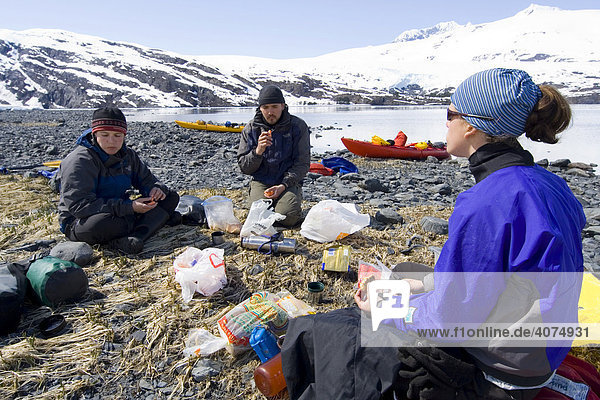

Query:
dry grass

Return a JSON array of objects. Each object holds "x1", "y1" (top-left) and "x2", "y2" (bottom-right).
[{"x1": 0, "y1": 174, "x2": 597, "y2": 399}]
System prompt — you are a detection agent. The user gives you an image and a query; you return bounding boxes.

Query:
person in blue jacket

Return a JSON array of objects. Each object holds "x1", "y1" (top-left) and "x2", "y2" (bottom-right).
[
  {"x1": 57, "y1": 107, "x2": 180, "y2": 254},
  {"x1": 281, "y1": 69, "x2": 586, "y2": 399}
]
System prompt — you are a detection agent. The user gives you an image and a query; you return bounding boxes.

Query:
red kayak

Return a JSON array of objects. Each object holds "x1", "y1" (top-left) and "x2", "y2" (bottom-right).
[{"x1": 341, "y1": 137, "x2": 450, "y2": 160}]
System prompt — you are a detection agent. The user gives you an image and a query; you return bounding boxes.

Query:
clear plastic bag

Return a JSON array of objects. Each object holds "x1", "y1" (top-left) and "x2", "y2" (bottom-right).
[
  {"x1": 357, "y1": 259, "x2": 392, "y2": 297},
  {"x1": 183, "y1": 328, "x2": 228, "y2": 357},
  {"x1": 300, "y1": 200, "x2": 370, "y2": 243},
  {"x1": 202, "y1": 196, "x2": 242, "y2": 233},
  {"x1": 276, "y1": 290, "x2": 315, "y2": 318},
  {"x1": 240, "y1": 199, "x2": 286, "y2": 238},
  {"x1": 173, "y1": 247, "x2": 227, "y2": 303}
]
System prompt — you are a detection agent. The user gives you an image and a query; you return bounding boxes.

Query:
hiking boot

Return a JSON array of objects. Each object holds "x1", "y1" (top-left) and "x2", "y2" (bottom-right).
[{"x1": 108, "y1": 236, "x2": 143, "y2": 254}]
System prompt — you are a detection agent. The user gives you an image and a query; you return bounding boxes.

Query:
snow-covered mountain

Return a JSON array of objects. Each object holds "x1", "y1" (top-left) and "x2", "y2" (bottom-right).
[{"x1": 1, "y1": 4, "x2": 598, "y2": 108}]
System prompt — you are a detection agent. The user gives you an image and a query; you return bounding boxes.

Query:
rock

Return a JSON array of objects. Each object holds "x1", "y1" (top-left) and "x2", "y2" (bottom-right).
[
  {"x1": 426, "y1": 156, "x2": 440, "y2": 163},
  {"x1": 306, "y1": 172, "x2": 322, "y2": 180},
  {"x1": 584, "y1": 208, "x2": 600, "y2": 223},
  {"x1": 583, "y1": 226, "x2": 600, "y2": 237},
  {"x1": 565, "y1": 168, "x2": 590, "y2": 177},
  {"x1": 535, "y1": 159, "x2": 549, "y2": 167},
  {"x1": 429, "y1": 246, "x2": 443, "y2": 263},
  {"x1": 139, "y1": 379, "x2": 153, "y2": 391},
  {"x1": 46, "y1": 145, "x2": 59, "y2": 155},
  {"x1": 360, "y1": 178, "x2": 389, "y2": 193},
  {"x1": 420, "y1": 216, "x2": 449, "y2": 235},
  {"x1": 340, "y1": 172, "x2": 362, "y2": 181},
  {"x1": 191, "y1": 359, "x2": 223, "y2": 382},
  {"x1": 375, "y1": 208, "x2": 404, "y2": 225},
  {"x1": 335, "y1": 186, "x2": 358, "y2": 199},
  {"x1": 155, "y1": 380, "x2": 168, "y2": 388},
  {"x1": 575, "y1": 195, "x2": 590, "y2": 207},
  {"x1": 568, "y1": 162, "x2": 593, "y2": 170},
  {"x1": 369, "y1": 199, "x2": 389, "y2": 208},
  {"x1": 316, "y1": 176, "x2": 335, "y2": 184},
  {"x1": 130, "y1": 330, "x2": 146, "y2": 344},
  {"x1": 248, "y1": 264, "x2": 264, "y2": 275},
  {"x1": 50, "y1": 241, "x2": 94, "y2": 266},
  {"x1": 115, "y1": 302, "x2": 134, "y2": 312},
  {"x1": 550, "y1": 159, "x2": 570, "y2": 167},
  {"x1": 430, "y1": 183, "x2": 452, "y2": 195}
]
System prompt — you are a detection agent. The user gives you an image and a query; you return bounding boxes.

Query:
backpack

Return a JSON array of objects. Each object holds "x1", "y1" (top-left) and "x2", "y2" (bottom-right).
[{"x1": 0, "y1": 262, "x2": 28, "y2": 335}]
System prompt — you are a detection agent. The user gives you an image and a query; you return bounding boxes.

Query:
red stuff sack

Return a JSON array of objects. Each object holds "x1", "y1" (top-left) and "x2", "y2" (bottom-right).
[{"x1": 309, "y1": 163, "x2": 335, "y2": 176}]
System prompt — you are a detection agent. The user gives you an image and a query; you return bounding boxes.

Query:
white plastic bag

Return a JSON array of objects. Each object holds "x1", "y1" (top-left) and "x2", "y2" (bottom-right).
[
  {"x1": 300, "y1": 199, "x2": 370, "y2": 243},
  {"x1": 173, "y1": 247, "x2": 227, "y2": 303},
  {"x1": 183, "y1": 328, "x2": 228, "y2": 357},
  {"x1": 240, "y1": 199, "x2": 286, "y2": 238},
  {"x1": 202, "y1": 196, "x2": 242, "y2": 233}
]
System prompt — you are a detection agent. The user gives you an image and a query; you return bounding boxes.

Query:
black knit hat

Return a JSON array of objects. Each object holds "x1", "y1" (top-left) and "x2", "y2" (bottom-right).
[
  {"x1": 258, "y1": 85, "x2": 285, "y2": 106},
  {"x1": 91, "y1": 107, "x2": 127, "y2": 134}
]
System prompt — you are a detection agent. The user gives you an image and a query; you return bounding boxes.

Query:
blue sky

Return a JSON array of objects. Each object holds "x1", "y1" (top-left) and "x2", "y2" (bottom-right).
[{"x1": 2, "y1": 0, "x2": 598, "y2": 58}]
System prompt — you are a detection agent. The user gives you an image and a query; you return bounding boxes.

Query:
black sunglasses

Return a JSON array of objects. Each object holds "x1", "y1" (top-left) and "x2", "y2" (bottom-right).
[{"x1": 447, "y1": 108, "x2": 494, "y2": 121}]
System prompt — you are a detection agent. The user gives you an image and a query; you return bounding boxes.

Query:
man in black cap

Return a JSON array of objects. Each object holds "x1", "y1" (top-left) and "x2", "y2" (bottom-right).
[
  {"x1": 237, "y1": 85, "x2": 310, "y2": 227},
  {"x1": 57, "y1": 106, "x2": 180, "y2": 254}
]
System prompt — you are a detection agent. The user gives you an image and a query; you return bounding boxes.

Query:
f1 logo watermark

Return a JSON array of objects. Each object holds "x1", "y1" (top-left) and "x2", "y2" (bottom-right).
[{"x1": 368, "y1": 280, "x2": 411, "y2": 331}]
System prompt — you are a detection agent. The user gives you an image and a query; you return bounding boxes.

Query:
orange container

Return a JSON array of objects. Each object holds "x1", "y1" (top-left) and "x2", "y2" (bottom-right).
[{"x1": 254, "y1": 353, "x2": 287, "y2": 397}]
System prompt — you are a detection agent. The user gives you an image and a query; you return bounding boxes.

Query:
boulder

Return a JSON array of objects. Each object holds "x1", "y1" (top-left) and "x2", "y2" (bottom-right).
[
  {"x1": 50, "y1": 241, "x2": 94, "y2": 266},
  {"x1": 420, "y1": 216, "x2": 449, "y2": 235},
  {"x1": 375, "y1": 208, "x2": 404, "y2": 225}
]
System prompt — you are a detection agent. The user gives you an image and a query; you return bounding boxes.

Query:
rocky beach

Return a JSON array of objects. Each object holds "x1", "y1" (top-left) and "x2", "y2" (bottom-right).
[{"x1": 1, "y1": 109, "x2": 599, "y2": 399}]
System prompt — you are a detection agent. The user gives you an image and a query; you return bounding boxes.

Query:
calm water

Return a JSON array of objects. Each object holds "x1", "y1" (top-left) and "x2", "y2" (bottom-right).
[{"x1": 127, "y1": 105, "x2": 600, "y2": 166}]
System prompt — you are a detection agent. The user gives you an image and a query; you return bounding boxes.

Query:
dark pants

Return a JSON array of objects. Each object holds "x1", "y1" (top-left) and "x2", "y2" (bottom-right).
[
  {"x1": 65, "y1": 192, "x2": 179, "y2": 245},
  {"x1": 282, "y1": 307, "x2": 542, "y2": 400}
]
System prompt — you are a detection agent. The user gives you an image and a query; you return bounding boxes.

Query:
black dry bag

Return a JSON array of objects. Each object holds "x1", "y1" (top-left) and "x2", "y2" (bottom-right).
[{"x1": 0, "y1": 262, "x2": 28, "y2": 335}]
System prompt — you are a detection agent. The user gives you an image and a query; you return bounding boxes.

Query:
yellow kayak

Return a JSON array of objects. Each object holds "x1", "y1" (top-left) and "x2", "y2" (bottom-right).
[
  {"x1": 175, "y1": 120, "x2": 245, "y2": 133},
  {"x1": 43, "y1": 160, "x2": 62, "y2": 168}
]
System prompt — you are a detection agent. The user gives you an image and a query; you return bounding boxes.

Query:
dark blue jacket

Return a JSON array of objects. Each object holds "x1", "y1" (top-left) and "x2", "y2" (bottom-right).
[{"x1": 57, "y1": 129, "x2": 168, "y2": 231}]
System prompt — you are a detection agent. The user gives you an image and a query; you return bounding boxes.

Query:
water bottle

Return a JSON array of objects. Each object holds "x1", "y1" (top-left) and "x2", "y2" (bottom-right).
[
  {"x1": 254, "y1": 352, "x2": 286, "y2": 397},
  {"x1": 250, "y1": 326, "x2": 280, "y2": 363},
  {"x1": 240, "y1": 235, "x2": 296, "y2": 254}
]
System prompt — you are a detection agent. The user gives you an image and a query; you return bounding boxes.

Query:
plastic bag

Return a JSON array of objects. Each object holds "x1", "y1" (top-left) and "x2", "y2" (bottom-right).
[
  {"x1": 175, "y1": 195, "x2": 206, "y2": 225},
  {"x1": 202, "y1": 196, "x2": 242, "y2": 233},
  {"x1": 300, "y1": 200, "x2": 370, "y2": 243},
  {"x1": 240, "y1": 199, "x2": 286, "y2": 238},
  {"x1": 217, "y1": 291, "x2": 289, "y2": 353},
  {"x1": 183, "y1": 328, "x2": 228, "y2": 357},
  {"x1": 173, "y1": 247, "x2": 227, "y2": 303},
  {"x1": 357, "y1": 259, "x2": 392, "y2": 295},
  {"x1": 276, "y1": 290, "x2": 315, "y2": 318}
]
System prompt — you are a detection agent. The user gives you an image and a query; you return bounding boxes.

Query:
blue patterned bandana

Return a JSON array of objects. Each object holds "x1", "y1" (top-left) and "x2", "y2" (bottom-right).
[{"x1": 450, "y1": 68, "x2": 542, "y2": 137}]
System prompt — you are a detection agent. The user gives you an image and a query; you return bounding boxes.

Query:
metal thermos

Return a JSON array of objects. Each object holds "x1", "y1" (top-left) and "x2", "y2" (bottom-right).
[{"x1": 240, "y1": 236, "x2": 296, "y2": 254}]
